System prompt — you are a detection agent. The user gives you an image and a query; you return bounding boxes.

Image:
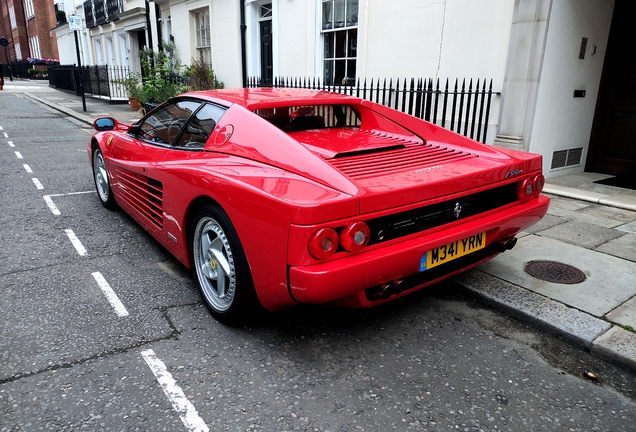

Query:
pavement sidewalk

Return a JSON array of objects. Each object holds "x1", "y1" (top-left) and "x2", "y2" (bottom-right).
[{"x1": 10, "y1": 80, "x2": 636, "y2": 374}]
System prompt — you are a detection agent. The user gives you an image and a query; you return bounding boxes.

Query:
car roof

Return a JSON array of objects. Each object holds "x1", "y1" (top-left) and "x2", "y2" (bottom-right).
[{"x1": 181, "y1": 87, "x2": 363, "y2": 111}]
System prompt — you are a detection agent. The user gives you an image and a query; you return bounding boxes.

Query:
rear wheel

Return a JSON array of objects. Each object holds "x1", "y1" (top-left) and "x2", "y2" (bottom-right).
[
  {"x1": 92, "y1": 145, "x2": 116, "y2": 209},
  {"x1": 191, "y1": 203, "x2": 259, "y2": 325}
]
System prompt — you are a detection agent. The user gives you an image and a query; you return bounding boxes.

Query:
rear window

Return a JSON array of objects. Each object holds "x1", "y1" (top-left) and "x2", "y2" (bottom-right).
[{"x1": 254, "y1": 104, "x2": 361, "y2": 132}]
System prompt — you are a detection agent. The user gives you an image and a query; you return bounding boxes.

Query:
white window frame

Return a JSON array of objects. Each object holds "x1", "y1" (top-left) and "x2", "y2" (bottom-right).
[
  {"x1": 94, "y1": 38, "x2": 104, "y2": 65},
  {"x1": 15, "y1": 42, "x2": 22, "y2": 60},
  {"x1": 193, "y1": 8, "x2": 211, "y2": 65},
  {"x1": 24, "y1": 0, "x2": 35, "y2": 18},
  {"x1": 320, "y1": 0, "x2": 358, "y2": 86},
  {"x1": 118, "y1": 33, "x2": 129, "y2": 68},
  {"x1": 29, "y1": 36, "x2": 41, "y2": 59},
  {"x1": 105, "y1": 36, "x2": 115, "y2": 66},
  {"x1": 9, "y1": 5, "x2": 17, "y2": 29}
]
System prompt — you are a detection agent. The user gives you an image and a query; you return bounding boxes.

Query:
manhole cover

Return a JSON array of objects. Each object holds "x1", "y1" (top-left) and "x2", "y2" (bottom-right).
[{"x1": 524, "y1": 260, "x2": 586, "y2": 284}]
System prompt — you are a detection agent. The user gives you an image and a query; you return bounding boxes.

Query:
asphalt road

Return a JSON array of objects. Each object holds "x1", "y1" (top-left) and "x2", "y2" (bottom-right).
[{"x1": 1, "y1": 89, "x2": 635, "y2": 431}]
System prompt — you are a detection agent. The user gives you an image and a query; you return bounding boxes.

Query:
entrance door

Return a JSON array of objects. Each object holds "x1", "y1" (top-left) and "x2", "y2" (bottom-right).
[
  {"x1": 587, "y1": 0, "x2": 636, "y2": 176},
  {"x1": 260, "y1": 20, "x2": 273, "y2": 85}
]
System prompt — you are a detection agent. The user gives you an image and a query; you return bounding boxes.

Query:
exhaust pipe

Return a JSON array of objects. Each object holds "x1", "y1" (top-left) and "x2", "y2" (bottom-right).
[
  {"x1": 494, "y1": 236, "x2": 517, "y2": 253},
  {"x1": 369, "y1": 279, "x2": 406, "y2": 300}
]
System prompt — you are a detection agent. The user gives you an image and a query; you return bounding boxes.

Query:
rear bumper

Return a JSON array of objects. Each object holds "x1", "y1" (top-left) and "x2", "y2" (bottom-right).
[{"x1": 288, "y1": 195, "x2": 549, "y2": 306}]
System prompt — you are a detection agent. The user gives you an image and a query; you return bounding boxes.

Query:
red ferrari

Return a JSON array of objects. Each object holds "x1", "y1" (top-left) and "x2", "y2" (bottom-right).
[{"x1": 89, "y1": 88, "x2": 549, "y2": 324}]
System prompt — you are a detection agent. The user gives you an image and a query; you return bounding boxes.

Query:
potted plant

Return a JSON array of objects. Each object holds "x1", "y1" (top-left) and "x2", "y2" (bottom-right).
[{"x1": 114, "y1": 73, "x2": 143, "y2": 111}]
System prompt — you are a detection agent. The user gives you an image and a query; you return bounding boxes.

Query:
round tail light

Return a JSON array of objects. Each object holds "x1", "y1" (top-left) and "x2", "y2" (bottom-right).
[
  {"x1": 533, "y1": 173, "x2": 545, "y2": 195},
  {"x1": 308, "y1": 227, "x2": 339, "y2": 260},
  {"x1": 518, "y1": 178, "x2": 534, "y2": 200},
  {"x1": 339, "y1": 221, "x2": 370, "y2": 253}
]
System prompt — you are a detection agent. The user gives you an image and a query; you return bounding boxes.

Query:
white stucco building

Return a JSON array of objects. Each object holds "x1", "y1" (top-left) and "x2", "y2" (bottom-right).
[{"x1": 54, "y1": 0, "x2": 635, "y2": 179}]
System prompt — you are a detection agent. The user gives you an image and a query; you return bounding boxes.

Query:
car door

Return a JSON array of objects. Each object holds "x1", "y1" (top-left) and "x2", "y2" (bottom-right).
[
  {"x1": 155, "y1": 102, "x2": 229, "y2": 249},
  {"x1": 107, "y1": 99, "x2": 203, "y2": 237}
]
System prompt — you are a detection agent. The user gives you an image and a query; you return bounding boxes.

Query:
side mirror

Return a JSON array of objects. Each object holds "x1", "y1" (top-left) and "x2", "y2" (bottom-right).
[{"x1": 93, "y1": 117, "x2": 116, "y2": 131}]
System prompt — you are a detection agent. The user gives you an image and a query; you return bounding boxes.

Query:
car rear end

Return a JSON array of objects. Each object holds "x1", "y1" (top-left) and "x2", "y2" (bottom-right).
[{"x1": 268, "y1": 99, "x2": 549, "y2": 307}]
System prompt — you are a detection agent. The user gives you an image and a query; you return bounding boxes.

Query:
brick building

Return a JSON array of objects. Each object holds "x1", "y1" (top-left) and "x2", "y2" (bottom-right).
[{"x1": 0, "y1": 0, "x2": 59, "y2": 67}]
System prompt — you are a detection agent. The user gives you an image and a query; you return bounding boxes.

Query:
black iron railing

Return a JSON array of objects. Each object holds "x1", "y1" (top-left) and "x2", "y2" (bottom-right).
[
  {"x1": 248, "y1": 76, "x2": 500, "y2": 143},
  {"x1": 48, "y1": 64, "x2": 130, "y2": 101}
]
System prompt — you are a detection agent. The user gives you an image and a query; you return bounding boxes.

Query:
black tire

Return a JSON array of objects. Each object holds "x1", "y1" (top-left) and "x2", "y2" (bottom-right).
[
  {"x1": 92, "y1": 144, "x2": 117, "y2": 209},
  {"x1": 190, "y1": 203, "x2": 260, "y2": 325}
]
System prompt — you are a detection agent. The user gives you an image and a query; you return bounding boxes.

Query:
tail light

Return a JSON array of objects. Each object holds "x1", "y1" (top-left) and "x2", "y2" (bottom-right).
[
  {"x1": 518, "y1": 178, "x2": 534, "y2": 200},
  {"x1": 308, "y1": 227, "x2": 339, "y2": 260},
  {"x1": 518, "y1": 174, "x2": 545, "y2": 201},
  {"x1": 339, "y1": 221, "x2": 370, "y2": 252},
  {"x1": 533, "y1": 173, "x2": 545, "y2": 195}
]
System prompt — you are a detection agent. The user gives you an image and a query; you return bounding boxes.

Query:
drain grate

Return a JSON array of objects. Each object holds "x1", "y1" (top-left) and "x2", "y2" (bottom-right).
[{"x1": 524, "y1": 261, "x2": 586, "y2": 284}]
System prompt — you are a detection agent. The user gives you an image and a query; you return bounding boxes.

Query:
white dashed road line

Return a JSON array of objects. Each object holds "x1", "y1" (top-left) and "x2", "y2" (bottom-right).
[
  {"x1": 42, "y1": 191, "x2": 94, "y2": 215},
  {"x1": 43, "y1": 196, "x2": 61, "y2": 215},
  {"x1": 48, "y1": 190, "x2": 94, "y2": 197},
  {"x1": 32, "y1": 178, "x2": 44, "y2": 189},
  {"x1": 141, "y1": 350, "x2": 209, "y2": 432},
  {"x1": 64, "y1": 229, "x2": 87, "y2": 256},
  {"x1": 15, "y1": 151, "x2": 23, "y2": 159},
  {"x1": 3, "y1": 132, "x2": 7, "y2": 138},
  {"x1": 23, "y1": 164, "x2": 32, "y2": 173},
  {"x1": 91, "y1": 272, "x2": 129, "y2": 317},
  {"x1": 8, "y1": 141, "x2": 14, "y2": 147}
]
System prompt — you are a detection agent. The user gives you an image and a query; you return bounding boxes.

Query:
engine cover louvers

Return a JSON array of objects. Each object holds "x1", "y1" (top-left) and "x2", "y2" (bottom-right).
[
  {"x1": 327, "y1": 142, "x2": 475, "y2": 180},
  {"x1": 116, "y1": 169, "x2": 164, "y2": 228}
]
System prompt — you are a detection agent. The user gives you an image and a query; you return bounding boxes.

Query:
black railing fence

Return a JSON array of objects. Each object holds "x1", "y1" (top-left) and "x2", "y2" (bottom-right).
[
  {"x1": 48, "y1": 64, "x2": 130, "y2": 101},
  {"x1": 248, "y1": 76, "x2": 500, "y2": 143}
]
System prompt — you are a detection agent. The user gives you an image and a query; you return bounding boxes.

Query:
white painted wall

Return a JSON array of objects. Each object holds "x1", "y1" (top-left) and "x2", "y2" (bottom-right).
[
  {"x1": 168, "y1": 0, "x2": 242, "y2": 87},
  {"x1": 210, "y1": 0, "x2": 242, "y2": 87},
  {"x1": 359, "y1": 0, "x2": 514, "y2": 82},
  {"x1": 56, "y1": 27, "x2": 77, "y2": 64},
  {"x1": 277, "y1": 0, "x2": 315, "y2": 77},
  {"x1": 528, "y1": 0, "x2": 614, "y2": 177}
]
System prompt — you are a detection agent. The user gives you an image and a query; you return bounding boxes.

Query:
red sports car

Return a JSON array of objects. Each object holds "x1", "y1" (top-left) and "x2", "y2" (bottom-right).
[{"x1": 89, "y1": 88, "x2": 549, "y2": 324}]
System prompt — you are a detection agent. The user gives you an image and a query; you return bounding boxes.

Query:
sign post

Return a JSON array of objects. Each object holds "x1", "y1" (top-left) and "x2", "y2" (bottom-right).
[{"x1": 68, "y1": 15, "x2": 87, "y2": 112}]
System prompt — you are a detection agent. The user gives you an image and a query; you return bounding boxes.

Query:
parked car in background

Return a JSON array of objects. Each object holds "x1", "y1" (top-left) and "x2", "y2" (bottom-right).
[{"x1": 89, "y1": 88, "x2": 549, "y2": 324}]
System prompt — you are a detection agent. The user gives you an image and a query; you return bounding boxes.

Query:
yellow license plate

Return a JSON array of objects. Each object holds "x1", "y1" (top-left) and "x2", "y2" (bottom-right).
[{"x1": 420, "y1": 232, "x2": 486, "y2": 271}]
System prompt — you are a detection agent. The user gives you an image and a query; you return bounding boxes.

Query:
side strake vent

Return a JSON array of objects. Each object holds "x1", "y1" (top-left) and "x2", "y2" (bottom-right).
[
  {"x1": 327, "y1": 142, "x2": 475, "y2": 180},
  {"x1": 116, "y1": 169, "x2": 164, "y2": 228}
]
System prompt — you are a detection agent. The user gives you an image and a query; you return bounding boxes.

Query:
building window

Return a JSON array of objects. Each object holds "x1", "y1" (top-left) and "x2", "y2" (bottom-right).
[
  {"x1": 194, "y1": 10, "x2": 211, "y2": 65},
  {"x1": 29, "y1": 36, "x2": 41, "y2": 59},
  {"x1": 24, "y1": 0, "x2": 35, "y2": 18},
  {"x1": 321, "y1": 0, "x2": 358, "y2": 86},
  {"x1": 9, "y1": 5, "x2": 17, "y2": 29},
  {"x1": 15, "y1": 43, "x2": 22, "y2": 60},
  {"x1": 94, "y1": 39, "x2": 103, "y2": 65}
]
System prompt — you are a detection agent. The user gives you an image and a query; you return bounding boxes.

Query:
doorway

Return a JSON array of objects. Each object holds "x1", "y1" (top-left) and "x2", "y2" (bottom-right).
[
  {"x1": 587, "y1": 0, "x2": 636, "y2": 176},
  {"x1": 258, "y1": 3, "x2": 273, "y2": 85}
]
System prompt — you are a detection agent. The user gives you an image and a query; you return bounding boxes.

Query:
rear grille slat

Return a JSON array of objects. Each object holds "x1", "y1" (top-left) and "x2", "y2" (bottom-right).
[
  {"x1": 328, "y1": 143, "x2": 476, "y2": 180},
  {"x1": 366, "y1": 182, "x2": 519, "y2": 245}
]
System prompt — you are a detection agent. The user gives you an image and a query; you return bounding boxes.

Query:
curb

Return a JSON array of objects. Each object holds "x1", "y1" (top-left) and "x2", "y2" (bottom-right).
[
  {"x1": 23, "y1": 93, "x2": 95, "y2": 127},
  {"x1": 455, "y1": 269, "x2": 636, "y2": 373},
  {"x1": 543, "y1": 184, "x2": 636, "y2": 212}
]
